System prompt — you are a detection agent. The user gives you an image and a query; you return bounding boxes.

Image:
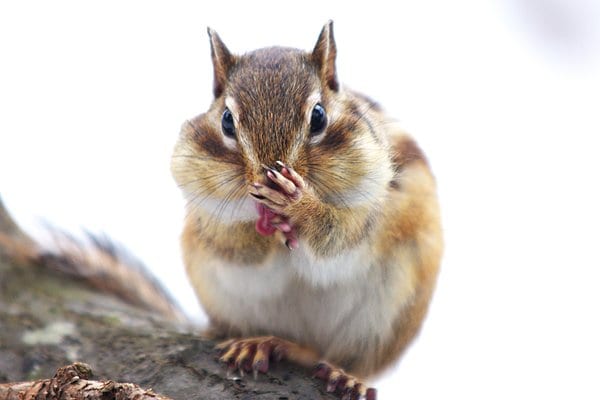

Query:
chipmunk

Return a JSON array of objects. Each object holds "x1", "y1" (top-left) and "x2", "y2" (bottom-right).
[{"x1": 171, "y1": 21, "x2": 443, "y2": 399}]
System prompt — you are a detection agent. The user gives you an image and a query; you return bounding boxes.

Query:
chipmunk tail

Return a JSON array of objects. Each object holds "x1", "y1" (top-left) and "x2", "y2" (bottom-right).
[{"x1": 0, "y1": 196, "x2": 186, "y2": 323}]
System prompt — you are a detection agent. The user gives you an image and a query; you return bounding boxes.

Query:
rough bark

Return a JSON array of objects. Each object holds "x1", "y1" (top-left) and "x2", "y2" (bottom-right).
[
  {"x1": 0, "y1": 198, "x2": 336, "y2": 399},
  {"x1": 0, "y1": 363, "x2": 172, "y2": 400}
]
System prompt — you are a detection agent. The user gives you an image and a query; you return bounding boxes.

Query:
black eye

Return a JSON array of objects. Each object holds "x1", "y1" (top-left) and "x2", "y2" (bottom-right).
[
  {"x1": 221, "y1": 108, "x2": 236, "y2": 138},
  {"x1": 310, "y1": 103, "x2": 327, "y2": 135}
]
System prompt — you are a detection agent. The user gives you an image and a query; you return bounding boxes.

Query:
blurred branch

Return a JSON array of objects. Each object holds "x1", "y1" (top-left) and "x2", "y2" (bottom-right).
[
  {"x1": 0, "y1": 197, "x2": 336, "y2": 399},
  {"x1": 0, "y1": 363, "x2": 172, "y2": 400}
]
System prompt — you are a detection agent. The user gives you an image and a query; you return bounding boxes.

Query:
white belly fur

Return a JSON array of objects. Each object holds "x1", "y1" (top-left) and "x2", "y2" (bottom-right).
[{"x1": 203, "y1": 243, "x2": 415, "y2": 358}]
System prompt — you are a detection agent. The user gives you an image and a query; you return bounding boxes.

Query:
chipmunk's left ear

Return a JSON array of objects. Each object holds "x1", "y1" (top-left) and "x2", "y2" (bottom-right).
[{"x1": 311, "y1": 20, "x2": 339, "y2": 92}]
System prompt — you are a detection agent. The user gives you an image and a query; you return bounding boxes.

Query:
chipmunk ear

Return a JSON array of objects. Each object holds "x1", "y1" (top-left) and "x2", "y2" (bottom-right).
[
  {"x1": 207, "y1": 27, "x2": 235, "y2": 98},
  {"x1": 311, "y1": 20, "x2": 339, "y2": 92}
]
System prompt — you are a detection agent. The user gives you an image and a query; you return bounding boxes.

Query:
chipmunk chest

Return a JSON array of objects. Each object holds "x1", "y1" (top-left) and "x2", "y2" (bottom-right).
[
  {"x1": 212, "y1": 246, "x2": 392, "y2": 345},
  {"x1": 253, "y1": 263, "x2": 393, "y2": 351}
]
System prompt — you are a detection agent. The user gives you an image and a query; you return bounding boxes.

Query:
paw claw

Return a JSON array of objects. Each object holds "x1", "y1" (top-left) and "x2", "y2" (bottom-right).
[
  {"x1": 313, "y1": 362, "x2": 374, "y2": 399},
  {"x1": 217, "y1": 337, "x2": 291, "y2": 378},
  {"x1": 216, "y1": 338, "x2": 237, "y2": 351},
  {"x1": 236, "y1": 344, "x2": 254, "y2": 367},
  {"x1": 266, "y1": 168, "x2": 297, "y2": 195},
  {"x1": 219, "y1": 345, "x2": 240, "y2": 364},
  {"x1": 275, "y1": 161, "x2": 305, "y2": 190}
]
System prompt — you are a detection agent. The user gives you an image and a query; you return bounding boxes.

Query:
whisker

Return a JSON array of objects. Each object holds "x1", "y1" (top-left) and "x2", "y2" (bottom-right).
[
  {"x1": 172, "y1": 153, "x2": 241, "y2": 167},
  {"x1": 309, "y1": 179, "x2": 366, "y2": 234},
  {"x1": 211, "y1": 177, "x2": 246, "y2": 227},
  {"x1": 176, "y1": 169, "x2": 242, "y2": 189},
  {"x1": 307, "y1": 164, "x2": 379, "y2": 206},
  {"x1": 229, "y1": 183, "x2": 252, "y2": 222},
  {"x1": 307, "y1": 167, "x2": 381, "y2": 233},
  {"x1": 184, "y1": 172, "x2": 243, "y2": 224}
]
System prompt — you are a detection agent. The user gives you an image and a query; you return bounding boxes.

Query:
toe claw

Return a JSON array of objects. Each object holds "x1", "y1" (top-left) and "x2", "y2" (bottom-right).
[
  {"x1": 236, "y1": 346, "x2": 251, "y2": 365},
  {"x1": 276, "y1": 162, "x2": 305, "y2": 189},
  {"x1": 312, "y1": 363, "x2": 373, "y2": 400},
  {"x1": 253, "y1": 341, "x2": 271, "y2": 373},
  {"x1": 216, "y1": 338, "x2": 237, "y2": 351},
  {"x1": 218, "y1": 337, "x2": 294, "y2": 379},
  {"x1": 275, "y1": 160, "x2": 286, "y2": 169},
  {"x1": 266, "y1": 168, "x2": 296, "y2": 195},
  {"x1": 219, "y1": 345, "x2": 240, "y2": 364}
]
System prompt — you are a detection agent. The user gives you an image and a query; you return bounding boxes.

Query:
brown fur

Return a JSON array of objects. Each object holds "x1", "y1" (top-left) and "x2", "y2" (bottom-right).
[
  {"x1": 367, "y1": 155, "x2": 442, "y2": 376},
  {"x1": 172, "y1": 21, "x2": 443, "y2": 383}
]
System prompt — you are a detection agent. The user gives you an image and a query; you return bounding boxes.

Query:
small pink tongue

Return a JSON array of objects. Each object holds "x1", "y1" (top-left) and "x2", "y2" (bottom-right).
[{"x1": 255, "y1": 203, "x2": 276, "y2": 236}]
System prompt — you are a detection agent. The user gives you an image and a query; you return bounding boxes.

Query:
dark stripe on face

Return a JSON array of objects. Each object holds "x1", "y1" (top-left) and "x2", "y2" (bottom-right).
[
  {"x1": 319, "y1": 117, "x2": 353, "y2": 152},
  {"x1": 188, "y1": 118, "x2": 241, "y2": 164}
]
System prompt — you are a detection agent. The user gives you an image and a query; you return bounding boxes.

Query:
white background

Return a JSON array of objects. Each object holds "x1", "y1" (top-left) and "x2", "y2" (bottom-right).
[{"x1": 1, "y1": 1, "x2": 599, "y2": 399}]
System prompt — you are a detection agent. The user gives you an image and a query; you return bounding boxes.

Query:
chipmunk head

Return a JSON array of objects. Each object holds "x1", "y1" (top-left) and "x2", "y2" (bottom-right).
[{"x1": 172, "y1": 21, "x2": 392, "y2": 223}]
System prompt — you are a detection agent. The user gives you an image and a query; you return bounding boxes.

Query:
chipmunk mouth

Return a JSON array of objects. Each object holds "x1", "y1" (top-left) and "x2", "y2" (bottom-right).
[
  {"x1": 247, "y1": 160, "x2": 302, "y2": 249},
  {"x1": 255, "y1": 203, "x2": 277, "y2": 236},
  {"x1": 252, "y1": 202, "x2": 299, "y2": 249}
]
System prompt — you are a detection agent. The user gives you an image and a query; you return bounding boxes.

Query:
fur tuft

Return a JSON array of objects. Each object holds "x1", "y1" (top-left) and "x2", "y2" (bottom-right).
[{"x1": 0, "y1": 197, "x2": 186, "y2": 323}]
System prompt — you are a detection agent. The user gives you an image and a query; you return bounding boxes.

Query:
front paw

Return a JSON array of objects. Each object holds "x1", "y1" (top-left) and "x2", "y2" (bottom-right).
[
  {"x1": 250, "y1": 161, "x2": 308, "y2": 249},
  {"x1": 314, "y1": 362, "x2": 377, "y2": 400},
  {"x1": 249, "y1": 161, "x2": 306, "y2": 213}
]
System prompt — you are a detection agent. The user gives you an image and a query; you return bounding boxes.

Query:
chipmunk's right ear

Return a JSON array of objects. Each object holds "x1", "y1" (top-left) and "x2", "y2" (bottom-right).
[{"x1": 207, "y1": 27, "x2": 235, "y2": 98}]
